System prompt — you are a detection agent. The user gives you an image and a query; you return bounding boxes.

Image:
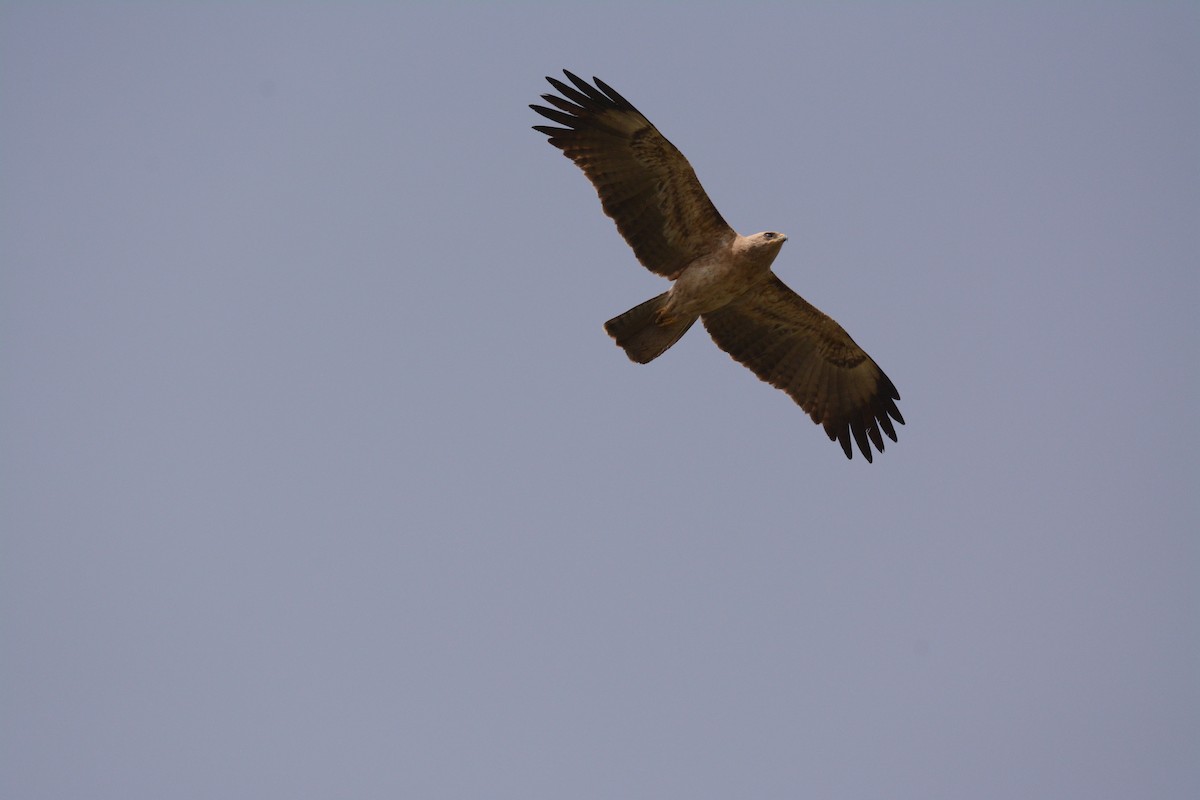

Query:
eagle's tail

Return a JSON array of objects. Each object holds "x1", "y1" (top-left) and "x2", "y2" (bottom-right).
[{"x1": 604, "y1": 292, "x2": 696, "y2": 364}]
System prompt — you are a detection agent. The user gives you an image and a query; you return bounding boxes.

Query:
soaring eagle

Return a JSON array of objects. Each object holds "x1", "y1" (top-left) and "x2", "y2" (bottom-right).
[{"x1": 531, "y1": 71, "x2": 904, "y2": 461}]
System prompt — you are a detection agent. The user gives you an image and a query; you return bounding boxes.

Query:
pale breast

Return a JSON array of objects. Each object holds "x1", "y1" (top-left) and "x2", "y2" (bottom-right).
[{"x1": 664, "y1": 240, "x2": 779, "y2": 317}]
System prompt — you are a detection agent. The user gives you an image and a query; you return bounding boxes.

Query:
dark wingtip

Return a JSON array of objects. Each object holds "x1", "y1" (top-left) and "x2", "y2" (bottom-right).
[
  {"x1": 833, "y1": 427, "x2": 853, "y2": 460},
  {"x1": 867, "y1": 421, "x2": 885, "y2": 452}
]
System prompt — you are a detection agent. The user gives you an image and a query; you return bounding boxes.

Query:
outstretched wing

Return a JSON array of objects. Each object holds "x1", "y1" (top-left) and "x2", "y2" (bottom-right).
[
  {"x1": 702, "y1": 276, "x2": 904, "y2": 461},
  {"x1": 531, "y1": 71, "x2": 734, "y2": 277}
]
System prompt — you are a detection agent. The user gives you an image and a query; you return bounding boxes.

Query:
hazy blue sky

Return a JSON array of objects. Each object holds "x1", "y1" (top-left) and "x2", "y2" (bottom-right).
[{"x1": 3, "y1": 3, "x2": 1197, "y2": 798}]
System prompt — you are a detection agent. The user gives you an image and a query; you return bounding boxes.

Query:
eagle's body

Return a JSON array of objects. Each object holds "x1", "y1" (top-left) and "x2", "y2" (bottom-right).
[
  {"x1": 666, "y1": 232, "x2": 786, "y2": 320},
  {"x1": 531, "y1": 71, "x2": 904, "y2": 461}
]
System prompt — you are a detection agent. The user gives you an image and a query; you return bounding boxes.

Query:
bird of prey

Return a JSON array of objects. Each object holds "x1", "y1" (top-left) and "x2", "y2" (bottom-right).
[{"x1": 531, "y1": 71, "x2": 904, "y2": 461}]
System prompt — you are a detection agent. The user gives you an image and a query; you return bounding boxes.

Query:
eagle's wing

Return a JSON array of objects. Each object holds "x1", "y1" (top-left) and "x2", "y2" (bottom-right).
[
  {"x1": 531, "y1": 71, "x2": 734, "y2": 277},
  {"x1": 702, "y1": 275, "x2": 904, "y2": 461}
]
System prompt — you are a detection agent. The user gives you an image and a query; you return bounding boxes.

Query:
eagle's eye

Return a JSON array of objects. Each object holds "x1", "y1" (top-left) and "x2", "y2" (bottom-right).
[{"x1": 764, "y1": 232, "x2": 776, "y2": 239}]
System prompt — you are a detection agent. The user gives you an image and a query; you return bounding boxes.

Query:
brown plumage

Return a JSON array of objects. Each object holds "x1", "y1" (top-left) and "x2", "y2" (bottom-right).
[
  {"x1": 532, "y1": 71, "x2": 904, "y2": 461},
  {"x1": 531, "y1": 72, "x2": 730, "y2": 277}
]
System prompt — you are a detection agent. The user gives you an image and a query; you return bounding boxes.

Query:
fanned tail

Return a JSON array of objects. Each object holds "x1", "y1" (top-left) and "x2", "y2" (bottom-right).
[{"x1": 604, "y1": 292, "x2": 696, "y2": 364}]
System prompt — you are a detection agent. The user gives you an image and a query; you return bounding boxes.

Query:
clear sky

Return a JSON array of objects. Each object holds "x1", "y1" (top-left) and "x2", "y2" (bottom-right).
[{"x1": 3, "y1": 3, "x2": 1197, "y2": 798}]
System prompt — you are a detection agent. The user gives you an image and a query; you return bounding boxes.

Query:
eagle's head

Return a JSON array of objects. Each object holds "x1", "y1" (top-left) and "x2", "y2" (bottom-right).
[{"x1": 743, "y1": 231, "x2": 788, "y2": 264}]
